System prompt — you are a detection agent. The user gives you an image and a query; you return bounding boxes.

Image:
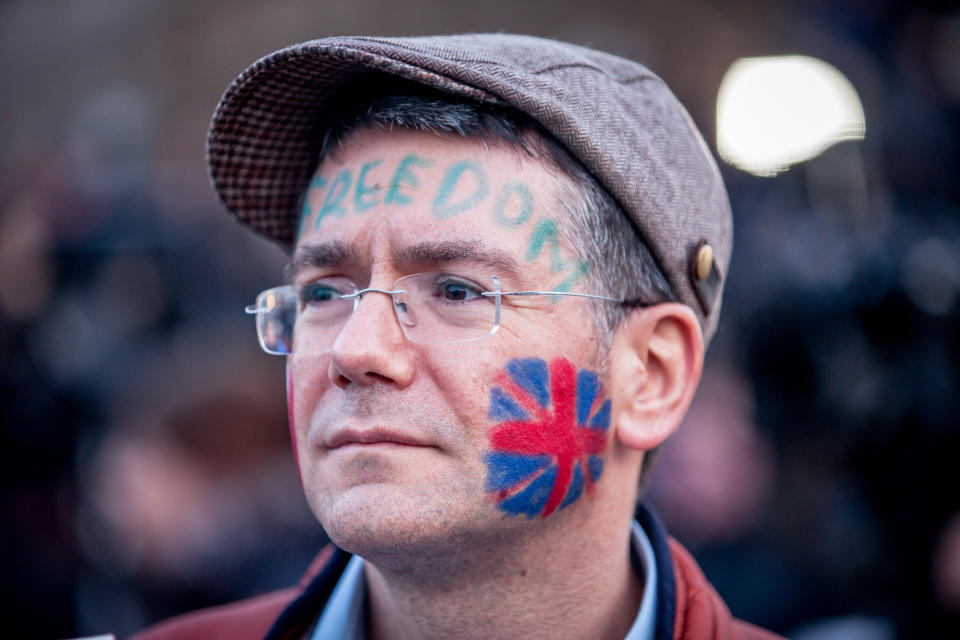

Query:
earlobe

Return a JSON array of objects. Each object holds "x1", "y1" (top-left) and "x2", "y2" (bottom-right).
[{"x1": 609, "y1": 304, "x2": 704, "y2": 452}]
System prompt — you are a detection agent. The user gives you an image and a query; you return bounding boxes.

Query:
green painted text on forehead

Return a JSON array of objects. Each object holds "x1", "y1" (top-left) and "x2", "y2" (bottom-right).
[{"x1": 298, "y1": 149, "x2": 589, "y2": 293}]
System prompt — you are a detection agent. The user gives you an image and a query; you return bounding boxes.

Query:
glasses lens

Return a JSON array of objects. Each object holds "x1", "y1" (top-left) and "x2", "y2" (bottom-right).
[
  {"x1": 394, "y1": 273, "x2": 496, "y2": 344},
  {"x1": 292, "y1": 277, "x2": 356, "y2": 354},
  {"x1": 250, "y1": 273, "x2": 499, "y2": 355},
  {"x1": 254, "y1": 286, "x2": 297, "y2": 355}
]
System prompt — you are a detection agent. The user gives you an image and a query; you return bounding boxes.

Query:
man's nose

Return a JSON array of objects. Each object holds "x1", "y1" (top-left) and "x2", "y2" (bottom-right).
[{"x1": 327, "y1": 288, "x2": 416, "y2": 389}]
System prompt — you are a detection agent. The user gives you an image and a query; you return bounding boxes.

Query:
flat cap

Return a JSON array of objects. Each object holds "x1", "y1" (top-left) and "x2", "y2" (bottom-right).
[{"x1": 208, "y1": 34, "x2": 732, "y2": 343}]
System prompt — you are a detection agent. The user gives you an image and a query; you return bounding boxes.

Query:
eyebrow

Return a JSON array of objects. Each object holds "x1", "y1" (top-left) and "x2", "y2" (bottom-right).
[
  {"x1": 286, "y1": 239, "x2": 522, "y2": 282},
  {"x1": 393, "y1": 240, "x2": 522, "y2": 281},
  {"x1": 285, "y1": 241, "x2": 357, "y2": 281}
]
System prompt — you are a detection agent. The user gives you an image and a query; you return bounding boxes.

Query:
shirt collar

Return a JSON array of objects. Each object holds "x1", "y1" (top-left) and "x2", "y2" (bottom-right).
[{"x1": 311, "y1": 551, "x2": 366, "y2": 640}]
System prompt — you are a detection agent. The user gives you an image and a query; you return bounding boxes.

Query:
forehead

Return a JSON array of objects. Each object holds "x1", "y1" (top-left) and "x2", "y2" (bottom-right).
[{"x1": 293, "y1": 128, "x2": 587, "y2": 289}]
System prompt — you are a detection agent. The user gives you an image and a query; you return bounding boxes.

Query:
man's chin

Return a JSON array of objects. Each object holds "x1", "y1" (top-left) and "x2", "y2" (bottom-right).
[{"x1": 311, "y1": 484, "x2": 496, "y2": 559}]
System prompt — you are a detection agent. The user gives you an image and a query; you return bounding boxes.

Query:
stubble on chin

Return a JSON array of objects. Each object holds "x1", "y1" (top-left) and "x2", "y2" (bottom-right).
[{"x1": 313, "y1": 466, "x2": 501, "y2": 563}]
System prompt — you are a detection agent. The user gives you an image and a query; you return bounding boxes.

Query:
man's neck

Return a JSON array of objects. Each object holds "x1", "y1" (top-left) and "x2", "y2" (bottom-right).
[{"x1": 363, "y1": 515, "x2": 643, "y2": 640}]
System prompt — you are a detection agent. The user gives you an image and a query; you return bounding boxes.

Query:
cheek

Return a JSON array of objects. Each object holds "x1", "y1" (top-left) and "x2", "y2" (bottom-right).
[
  {"x1": 287, "y1": 353, "x2": 332, "y2": 454},
  {"x1": 418, "y1": 351, "x2": 498, "y2": 436},
  {"x1": 286, "y1": 363, "x2": 300, "y2": 470},
  {"x1": 481, "y1": 356, "x2": 611, "y2": 519}
]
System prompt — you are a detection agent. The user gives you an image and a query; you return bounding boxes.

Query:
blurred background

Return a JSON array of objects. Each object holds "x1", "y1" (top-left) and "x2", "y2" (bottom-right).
[{"x1": 1, "y1": 1, "x2": 957, "y2": 638}]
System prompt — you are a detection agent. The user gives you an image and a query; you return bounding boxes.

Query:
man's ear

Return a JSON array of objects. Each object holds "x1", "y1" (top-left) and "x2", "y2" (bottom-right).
[{"x1": 607, "y1": 304, "x2": 704, "y2": 451}]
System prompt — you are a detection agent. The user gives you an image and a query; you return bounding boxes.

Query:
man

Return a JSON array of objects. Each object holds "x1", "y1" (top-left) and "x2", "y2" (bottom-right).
[{"x1": 136, "y1": 34, "x2": 781, "y2": 639}]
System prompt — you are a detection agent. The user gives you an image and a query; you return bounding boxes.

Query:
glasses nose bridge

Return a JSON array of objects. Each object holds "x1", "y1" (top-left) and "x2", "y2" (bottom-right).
[
  {"x1": 349, "y1": 286, "x2": 404, "y2": 313},
  {"x1": 350, "y1": 286, "x2": 403, "y2": 302},
  {"x1": 342, "y1": 285, "x2": 406, "y2": 332}
]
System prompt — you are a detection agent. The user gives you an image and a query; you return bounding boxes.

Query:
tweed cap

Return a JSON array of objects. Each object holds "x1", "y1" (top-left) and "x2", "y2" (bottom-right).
[{"x1": 208, "y1": 34, "x2": 732, "y2": 343}]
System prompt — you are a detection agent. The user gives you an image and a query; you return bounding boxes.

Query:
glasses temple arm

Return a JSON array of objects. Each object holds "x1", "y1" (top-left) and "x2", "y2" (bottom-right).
[{"x1": 490, "y1": 290, "x2": 624, "y2": 303}]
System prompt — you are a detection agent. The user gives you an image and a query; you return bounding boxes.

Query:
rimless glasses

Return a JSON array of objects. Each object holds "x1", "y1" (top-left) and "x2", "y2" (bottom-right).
[{"x1": 245, "y1": 272, "x2": 644, "y2": 355}]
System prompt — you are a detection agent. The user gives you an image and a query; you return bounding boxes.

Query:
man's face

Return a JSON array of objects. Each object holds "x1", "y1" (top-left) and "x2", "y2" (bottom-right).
[{"x1": 289, "y1": 128, "x2": 615, "y2": 557}]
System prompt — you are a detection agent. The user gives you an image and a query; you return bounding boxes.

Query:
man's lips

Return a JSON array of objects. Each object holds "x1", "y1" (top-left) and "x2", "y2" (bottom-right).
[{"x1": 325, "y1": 428, "x2": 433, "y2": 450}]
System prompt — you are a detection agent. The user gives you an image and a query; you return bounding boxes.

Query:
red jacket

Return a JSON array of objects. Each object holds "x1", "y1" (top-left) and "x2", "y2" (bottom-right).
[{"x1": 133, "y1": 507, "x2": 782, "y2": 640}]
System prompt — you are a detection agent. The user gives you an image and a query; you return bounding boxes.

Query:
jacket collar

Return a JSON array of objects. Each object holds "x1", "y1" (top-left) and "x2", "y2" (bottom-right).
[{"x1": 635, "y1": 502, "x2": 677, "y2": 640}]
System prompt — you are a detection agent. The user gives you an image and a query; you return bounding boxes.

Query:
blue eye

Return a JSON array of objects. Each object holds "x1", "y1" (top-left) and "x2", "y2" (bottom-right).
[{"x1": 300, "y1": 282, "x2": 346, "y2": 306}]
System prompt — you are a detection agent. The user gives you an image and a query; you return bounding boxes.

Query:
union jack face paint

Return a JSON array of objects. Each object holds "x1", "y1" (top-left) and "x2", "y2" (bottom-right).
[{"x1": 484, "y1": 357, "x2": 611, "y2": 518}]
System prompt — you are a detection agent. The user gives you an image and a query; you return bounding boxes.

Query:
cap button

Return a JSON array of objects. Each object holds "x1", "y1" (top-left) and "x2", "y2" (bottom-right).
[
  {"x1": 689, "y1": 239, "x2": 721, "y2": 316},
  {"x1": 695, "y1": 243, "x2": 714, "y2": 281}
]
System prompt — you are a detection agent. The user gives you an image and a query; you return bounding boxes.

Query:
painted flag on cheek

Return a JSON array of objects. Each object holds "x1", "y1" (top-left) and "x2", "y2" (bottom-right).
[{"x1": 484, "y1": 357, "x2": 610, "y2": 518}]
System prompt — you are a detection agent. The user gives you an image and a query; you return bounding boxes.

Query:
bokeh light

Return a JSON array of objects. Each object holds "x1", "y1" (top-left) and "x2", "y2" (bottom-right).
[{"x1": 717, "y1": 55, "x2": 866, "y2": 177}]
